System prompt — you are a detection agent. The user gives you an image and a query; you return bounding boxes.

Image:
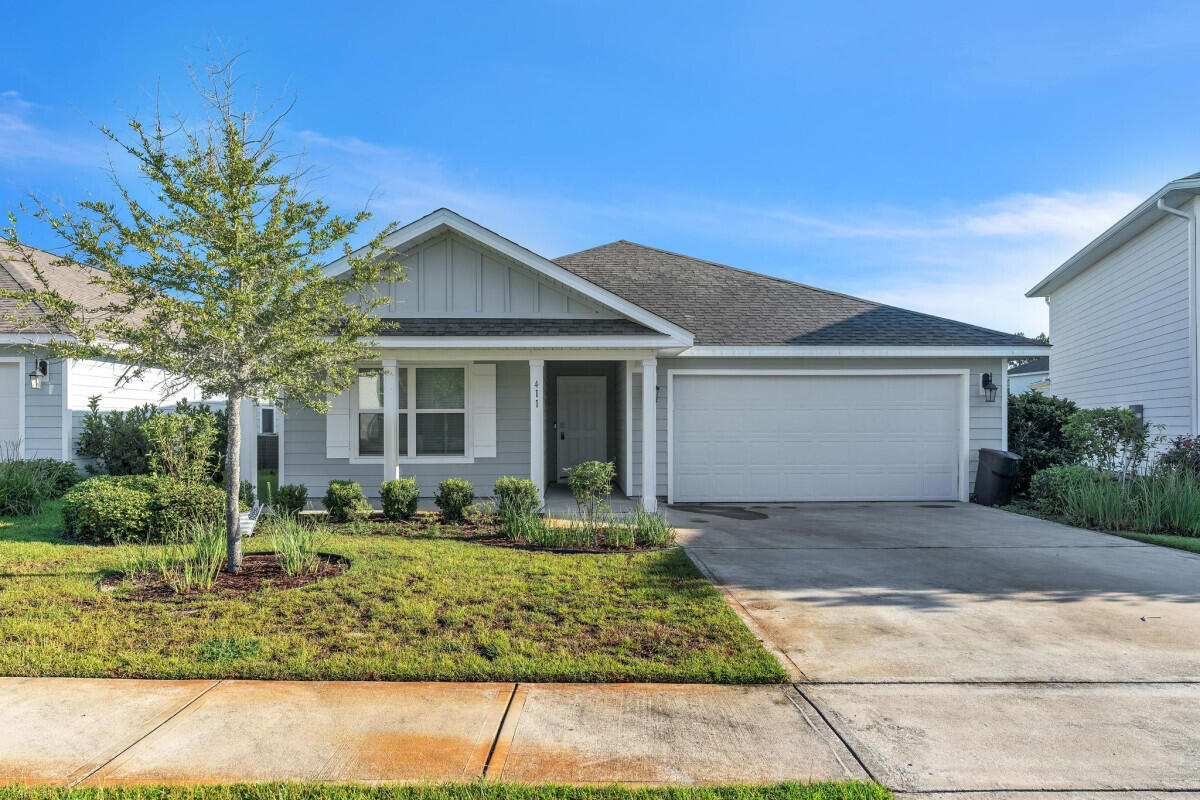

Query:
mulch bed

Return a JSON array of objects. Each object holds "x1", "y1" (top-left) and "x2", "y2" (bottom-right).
[{"x1": 103, "y1": 553, "x2": 348, "y2": 600}]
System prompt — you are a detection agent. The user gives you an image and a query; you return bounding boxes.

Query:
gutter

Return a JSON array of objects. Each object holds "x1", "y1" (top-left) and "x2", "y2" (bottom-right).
[{"x1": 1157, "y1": 198, "x2": 1198, "y2": 433}]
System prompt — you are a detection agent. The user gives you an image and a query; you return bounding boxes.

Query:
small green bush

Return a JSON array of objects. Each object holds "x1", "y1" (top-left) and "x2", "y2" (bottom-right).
[
  {"x1": 75, "y1": 397, "x2": 157, "y2": 476},
  {"x1": 1007, "y1": 391, "x2": 1081, "y2": 495},
  {"x1": 381, "y1": 477, "x2": 420, "y2": 521},
  {"x1": 323, "y1": 480, "x2": 369, "y2": 522},
  {"x1": 148, "y1": 480, "x2": 225, "y2": 539},
  {"x1": 1029, "y1": 464, "x2": 1096, "y2": 514},
  {"x1": 271, "y1": 483, "x2": 309, "y2": 517},
  {"x1": 494, "y1": 476, "x2": 540, "y2": 517},
  {"x1": 435, "y1": 478, "x2": 474, "y2": 522},
  {"x1": 1063, "y1": 407, "x2": 1162, "y2": 479},
  {"x1": 62, "y1": 475, "x2": 159, "y2": 543},
  {"x1": 565, "y1": 460, "x2": 616, "y2": 524}
]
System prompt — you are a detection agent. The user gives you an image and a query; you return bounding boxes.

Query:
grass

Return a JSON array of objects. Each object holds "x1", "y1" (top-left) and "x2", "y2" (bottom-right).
[
  {"x1": 0, "y1": 783, "x2": 891, "y2": 800},
  {"x1": 258, "y1": 469, "x2": 279, "y2": 501},
  {"x1": 1001, "y1": 499, "x2": 1200, "y2": 557},
  {"x1": 0, "y1": 503, "x2": 786, "y2": 683}
]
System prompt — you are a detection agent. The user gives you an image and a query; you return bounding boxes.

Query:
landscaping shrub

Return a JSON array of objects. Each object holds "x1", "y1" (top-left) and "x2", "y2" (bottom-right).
[
  {"x1": 271, "y1": 483, "x2": 308, "y2": 517},
  {"x1": 0, "y1": 458, "x2": 80, "y2": 517},
  {"x1": 75, "y1": 397, "x2": 157, "y2": 475},
  {"x1": 323, "y1": 480, "x2": 369, "y2": 522},
  {"x1": 1063, "y1": 407, "x2": 1163, "y2": 479},
  {"x1": 630, "y1": 506, "x2": 677, "y2": 547},
  {"x1": 1028, "y1": 464, "x2": 1096, "y2": 514},
  {"x1": 62, "y1": 475, "x2": 159, "y2": 543},
  {"x1": 494, "y1": 476, "x2": 540, "y2": 517},
  {"x1": 144, "y1": 411, "x2": 219, "y2": 485},
  {"x1": 121, "y1": 522, "x2": 226, "y2": 593},
  {"x1": 148, "y1": 480, "x2": 225, "y2": 539},
  {"x1": 1157, "y1": 435, "x2": 1200, "y2": 475},
  {"x1": 1007, "y1": 391, "x2": 1080, "y2": 494},
  {"x1": 272, "y1": 517, "x2": 327, "y2": 576},
  {"x1": 435, "y1": 478, "x2": 474, "y2": 522},
  {"x1": 381, "y1": 477, "x2": 420, "y2": 520},
  {"x1": 565, "y1": 460, "x2": 616, "y2": 525}
]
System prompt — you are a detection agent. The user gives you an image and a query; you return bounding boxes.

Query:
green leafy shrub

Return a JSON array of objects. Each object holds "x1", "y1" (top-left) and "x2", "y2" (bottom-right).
[
  {"x1": 381, "y1": 477, "x2": 420, "y2": 521},
  {"x1": 144, "y1": 411, "x2": 219, "y2": 485},
  {"x1": 323, "y1": 480, "x2": 369, "y2": 522},
  {"x1": 271, "y1": 483, "x2": 308, "y2": 517},
  {"x1": 1028, "y1": 464, "x2": 1096, "y2": 514},
  {"x1": 75, "y1": 397, "x2": 157, "y2": 475},
  {"x1": 1007, "y1": 391, "x2": 1081, "y2": 494},
  {"x1": 565, "y1": 460, "x2": 616, "y2": 524},
  {"x1": 494, "y1": 476, "x2": 540, "y2": 517},
  {"x1": 1063, "y1": 407, "x2": 1163, "y2": 479},
  {"x1": 435, "y1": 477, "x2": 474, "y2": 522},
  {"x1": 1157, "y1": 435, "x2": 1200, "y2": 475},
  {"x1": 148, "y1": 480, "x2": 225, "y2": 539},
  {"x1": 62, "y1": 475, "x2": 159, "y2": 543}
]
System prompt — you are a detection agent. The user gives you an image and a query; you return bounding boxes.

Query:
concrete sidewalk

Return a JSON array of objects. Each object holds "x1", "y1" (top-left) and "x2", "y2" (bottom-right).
[{"x1": 0, "y1": 677, "x2": 864, "y2": 786}]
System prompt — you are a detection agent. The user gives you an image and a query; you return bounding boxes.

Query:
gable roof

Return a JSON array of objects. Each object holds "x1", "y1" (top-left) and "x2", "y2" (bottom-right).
[
  {"x1": 1027, "y1": 172, "x2": 1200, "y2": 297},
  {"x1": 0, "y1": 240, "x2": 117, "y2": 334},
  {"x1": 554, "y1": 240, "x2": 1044, "y2": 349},
  {"x1": 1008, "y1": 355, "x2": 1049, "y2": 376}
]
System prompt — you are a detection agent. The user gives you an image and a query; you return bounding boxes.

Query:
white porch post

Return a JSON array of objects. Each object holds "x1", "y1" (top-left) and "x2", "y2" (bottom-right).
[
  {"x1": 640, "y1": 358, "x2": 657, "y2": 511},
  {"x1": 239, "y1": 397, "x2": 258, "y2": 501},
  {"x1": 382, "y1": 358, "x2": 399, "y2": 483},
  {"x1": 529, "y1": 359, "x2": 546, "y2": 507}
]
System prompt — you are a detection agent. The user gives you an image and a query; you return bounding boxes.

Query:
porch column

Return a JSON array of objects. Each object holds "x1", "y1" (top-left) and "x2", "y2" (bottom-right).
[
  {"x1": 529, "y1": 359, "x2": 546, "y2": 507},
  {"x1": 640, "y1": 358, "x2": 657, "y2": 512},
  {"x1": 382, "y1": 358, "x2": 399, "y2": 483}
]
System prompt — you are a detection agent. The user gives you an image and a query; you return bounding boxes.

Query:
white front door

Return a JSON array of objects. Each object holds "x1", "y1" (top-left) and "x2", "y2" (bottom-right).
[
  {"x1": 557, "y1": 376, "x2": 607, "y2": 479},
  {"x1": 0, "y1": 361, "x2": 22, "y2": 456}
]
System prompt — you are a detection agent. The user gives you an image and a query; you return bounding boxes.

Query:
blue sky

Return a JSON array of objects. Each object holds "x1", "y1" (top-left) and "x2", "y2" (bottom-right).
[{"x1": 4, "y1": 1, "x2": 1200, "y2": 335}]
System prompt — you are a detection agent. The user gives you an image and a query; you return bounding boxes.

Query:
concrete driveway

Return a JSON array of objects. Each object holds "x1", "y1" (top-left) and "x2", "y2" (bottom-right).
[{"x1": 675, "y1": 502, "x2": 1200, "y2": 796}]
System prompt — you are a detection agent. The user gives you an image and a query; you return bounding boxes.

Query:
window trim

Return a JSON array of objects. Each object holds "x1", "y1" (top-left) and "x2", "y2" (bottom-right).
[{"x1": 349, "y1": 362, "x2": 475, "y2": 464}]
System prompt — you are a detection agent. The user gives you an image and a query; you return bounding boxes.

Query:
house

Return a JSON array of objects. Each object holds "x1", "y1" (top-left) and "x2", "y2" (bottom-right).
[
  {"x1": 264, "y1": 209, "x2": 1046, "y2": 509},
  {"x1": 1008, "y1": 356, "x2": 1050, "y2": 395},
  {"x1": 1026, "y1": 172, "x2": 1200, "y2": 438},
  {"x1": 0, "y1": 241, "x2": 215, "y2": 466}
]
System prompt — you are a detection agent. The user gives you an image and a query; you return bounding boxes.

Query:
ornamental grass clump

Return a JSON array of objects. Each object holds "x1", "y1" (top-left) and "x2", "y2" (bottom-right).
[
  {"x1": 272, "y1": 517, "x2": 327, "y2": 576},
  {"x1": 120, "y1": 523, "x2": 226, "y2": 594}
]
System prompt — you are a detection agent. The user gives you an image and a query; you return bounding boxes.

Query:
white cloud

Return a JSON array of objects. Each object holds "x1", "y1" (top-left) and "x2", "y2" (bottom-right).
[{"x1": 0, "y1": 91, "x2": 104, "y2": 168}]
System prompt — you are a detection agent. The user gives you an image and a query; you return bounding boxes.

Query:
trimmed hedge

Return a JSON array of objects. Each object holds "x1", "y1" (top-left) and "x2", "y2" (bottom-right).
[
  {"x1": 323, "y1": 480, "x2": 369, "y2": 522},
  {"x1": 435, "y1": 478, "x2": 474, "y2": 522},
  {"x1": 494, "y1": 476, "x2": 540, "y2": 517},
  {"x1": 272, "y1": 484, "x2": 308, "y2": 517},
  {"x1": 381, "y1": 477, "x2": 419, "y2": 521},
  {"x1": 62, "y1": 475, "x2": 225, "y2": 544}
]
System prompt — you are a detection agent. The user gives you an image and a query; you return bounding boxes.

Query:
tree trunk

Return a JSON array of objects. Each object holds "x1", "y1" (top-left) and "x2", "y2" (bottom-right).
[{"x1": 225, "y1": 393, "x2": 243, "y2": 573}]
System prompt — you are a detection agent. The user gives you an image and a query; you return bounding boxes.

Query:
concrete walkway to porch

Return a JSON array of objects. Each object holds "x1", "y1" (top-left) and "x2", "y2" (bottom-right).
[
  {"x1": 0, "y1": 677, "x2": 862, "y2": 786},
  {"x1": 540, "y1": 484, "x2": 641, "y2": 515}
]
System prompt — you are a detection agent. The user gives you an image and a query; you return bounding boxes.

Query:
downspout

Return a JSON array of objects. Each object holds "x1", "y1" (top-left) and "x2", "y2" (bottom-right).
[{"x1": 1157, "y1": 198, "x2": 1198, "y2": 433}]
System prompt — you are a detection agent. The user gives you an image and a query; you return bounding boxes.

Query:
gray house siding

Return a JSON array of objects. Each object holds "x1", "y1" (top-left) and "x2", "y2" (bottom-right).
[
  {"x1": 628, "y1": 356, "x2": 1005, "y2": 498},
  {"x1": 283, "y1": 360, "x2": 530, "y2": 506},
  {"x1": 0, "y1": 346, "x2": 66, "y2": 460},
  {"x1": 1046, "y1": 209, "x2": 1194, "y2": 440}
]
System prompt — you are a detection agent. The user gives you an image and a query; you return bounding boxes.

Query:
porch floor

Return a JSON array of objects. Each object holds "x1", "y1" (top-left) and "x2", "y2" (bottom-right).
[{"x1": 542, "y1": 484, "x2": 640, "y2": 515}]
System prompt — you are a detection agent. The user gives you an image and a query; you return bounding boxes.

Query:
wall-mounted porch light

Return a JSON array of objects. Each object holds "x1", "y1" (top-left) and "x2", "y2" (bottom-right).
[
  {"x1": 28, "y1": 359, "x2": 48, "y2": 390},
  {"x1": 981, "y1": 372, "x2": 998, "y2": 403}
]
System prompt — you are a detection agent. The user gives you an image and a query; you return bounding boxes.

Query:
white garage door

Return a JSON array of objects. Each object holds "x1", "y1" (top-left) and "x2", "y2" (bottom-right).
[
  {"x1": 671, "y1": 373, "x2": 962, "y2": 502},
  {"x1": 0, "y1": 361, "x2": 21, "y2": 454}
]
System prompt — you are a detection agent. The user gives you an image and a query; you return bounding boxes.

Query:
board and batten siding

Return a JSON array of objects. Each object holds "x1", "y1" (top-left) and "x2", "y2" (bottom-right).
[
  {"x1": 283, "y1": 360, "x2": 530, "y2": 505},
  {"x1": 627, "y1": 356, "x2": 1004, "y2": 498},
  {"x1": 352, "y1": 232, "x2": 612, "y2": 318},
  {"x1": 1047, "y1": 210, "x2": 1193, "y2": 440}
]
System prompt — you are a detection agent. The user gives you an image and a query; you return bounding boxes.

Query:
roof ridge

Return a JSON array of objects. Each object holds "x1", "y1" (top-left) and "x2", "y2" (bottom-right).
[{"x1": 563, "y1": 239, "x2": 1045, "y2": 346}]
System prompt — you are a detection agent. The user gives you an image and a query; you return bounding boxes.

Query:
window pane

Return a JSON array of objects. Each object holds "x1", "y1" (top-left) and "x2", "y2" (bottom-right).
[
  {"x1": 261, "y1": 408, "x2": 275, "y2": 434},
  {"x1": 358, "y1": 412, "x2": 384, "y2": 456},
  {"x1": 398, "y1": 413, "x2": 408, "y2": 457},
  {"x1": 416, "y1": 368, "x2": 464, "y2": 409},
  {"x1": 416, "y1": 413, "x2": 465, "y2": 456},
  {"x1": 397, "y1": 368, "x2": 408, "y2": 410},
  {"x1": 358, "y1": 369, "x2": 384, "y2": 410}
]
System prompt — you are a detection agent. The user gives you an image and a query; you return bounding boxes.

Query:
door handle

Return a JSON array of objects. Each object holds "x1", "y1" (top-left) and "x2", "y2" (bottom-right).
[{"x1": 560, "y1": 431, "x2": 566, "y2": 440}]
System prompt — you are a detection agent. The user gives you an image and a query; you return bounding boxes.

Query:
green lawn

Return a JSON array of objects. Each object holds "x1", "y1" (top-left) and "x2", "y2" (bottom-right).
[
  {"x1": 257, "y1": 468, "x2": 278, "y2": 500},
  {"x1": 0, "y1": 503, "x2": 785, "y2": 683},
  {"x1": 1000, "y1": 501, "x2": 1200, "y2": 557},
  {"x1": 0, "y1": 783, "x2": 890, "y2": 800}
]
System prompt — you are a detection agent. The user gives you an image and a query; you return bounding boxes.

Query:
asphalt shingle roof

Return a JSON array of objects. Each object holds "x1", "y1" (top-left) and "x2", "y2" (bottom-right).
[
  {"x1": 1008, "y1": 355, "x2": 1050, "y2": 375},
  {"x1": 554, "y1": 240, "x2": 1046, "y2": 348},
  {"x1": 0, "y1": 240, "x2": 138, "y2": 334},
  {"x1": 374, "y1": 318, "x2": 655, "y2": 336}
]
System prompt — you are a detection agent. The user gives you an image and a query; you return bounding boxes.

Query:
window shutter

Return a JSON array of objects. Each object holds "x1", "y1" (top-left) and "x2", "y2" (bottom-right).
[
  {"x1": 326, "y1": 389, "x2": 350, "y2": 459},
  {"x1": 470, "y1": 362, "x2": 497, "y2": 458}
]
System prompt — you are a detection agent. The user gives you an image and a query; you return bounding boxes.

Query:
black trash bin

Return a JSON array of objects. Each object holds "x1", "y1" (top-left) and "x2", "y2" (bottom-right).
[{"x1": 974, "y1": 448, "x2": 1022, "y2": 506}]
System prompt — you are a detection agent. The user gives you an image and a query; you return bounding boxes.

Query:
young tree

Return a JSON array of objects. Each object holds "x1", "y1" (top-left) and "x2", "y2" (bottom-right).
[{"x1": 1, "y1": 56, "x2": 399, "y2": 571}]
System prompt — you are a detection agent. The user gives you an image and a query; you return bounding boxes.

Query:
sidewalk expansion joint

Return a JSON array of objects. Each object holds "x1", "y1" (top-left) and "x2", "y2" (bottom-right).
[
  {"x1": 792, "y1": 682, "x2": 878, "y2": 785},
  {"x1": 482, "y1": 682, "x2": 527, "y2": 780}
]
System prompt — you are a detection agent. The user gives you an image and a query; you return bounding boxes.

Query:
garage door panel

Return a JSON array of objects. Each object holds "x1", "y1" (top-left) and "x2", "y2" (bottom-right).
[{"x1": 672, "y1": 373, "x2": 961, "y2": 502}]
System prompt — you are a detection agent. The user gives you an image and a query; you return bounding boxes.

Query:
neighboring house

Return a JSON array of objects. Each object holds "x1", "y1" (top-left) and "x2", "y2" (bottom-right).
[
  {"x1": 0, "y1": 242, "x2": 216, "y2": 467},
  {"x1": 1008, "y1": 356, "x2": 1050, "y2": 395},
  {"x1": 1027, "y1": 172, "x2": 1200, "y2": 439},
  {"x1": 265, "y1": 209, "x2": 1046, "y2": 509}
]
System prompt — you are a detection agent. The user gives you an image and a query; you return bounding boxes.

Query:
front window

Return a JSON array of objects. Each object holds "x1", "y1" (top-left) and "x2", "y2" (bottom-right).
[{"x1": 357, "y1": 368, "x2": 384, "y2": 457}]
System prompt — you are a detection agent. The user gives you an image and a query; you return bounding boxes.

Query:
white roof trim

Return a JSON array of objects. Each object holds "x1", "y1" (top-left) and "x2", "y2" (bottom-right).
[
  {"x1": 1027, "y1": 178, "x2": 1200, "y2": 297},
  {"x1": 677, "y1": 345, "x2": 1051, "y2": 358},
  {"x1": 364, "y1": 335, "x2": 681, "y2": 349},
  {"x1": 325, "y1": 208, "x2": 694, "y2": 345}
]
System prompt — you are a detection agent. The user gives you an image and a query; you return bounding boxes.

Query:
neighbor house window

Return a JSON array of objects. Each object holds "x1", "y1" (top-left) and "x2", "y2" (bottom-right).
[
  {"x1": 260, "y1": 407, "x2": 276, "y2": 435},
  {"x1": 357, "y1": 368, "x2": 385, "y2": 457}
]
